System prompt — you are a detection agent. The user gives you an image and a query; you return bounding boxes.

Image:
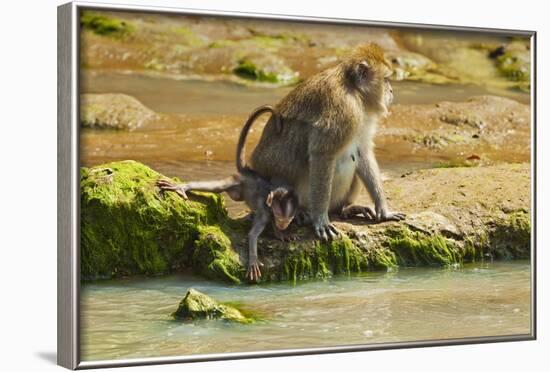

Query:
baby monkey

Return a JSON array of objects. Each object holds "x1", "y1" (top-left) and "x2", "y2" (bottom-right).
[{"x1": 157, "y1": 105, "x2": 298, "y2": 281}]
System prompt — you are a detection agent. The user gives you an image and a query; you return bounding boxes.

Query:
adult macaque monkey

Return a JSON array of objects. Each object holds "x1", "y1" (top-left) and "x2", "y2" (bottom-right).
[{"x1": 250, "y1": 43, "x2": 405, "y2": 241}]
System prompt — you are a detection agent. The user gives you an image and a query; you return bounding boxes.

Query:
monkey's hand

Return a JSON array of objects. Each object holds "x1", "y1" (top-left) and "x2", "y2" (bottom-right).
[
  {"x1": 376, "y1": 207, "x2": 406, "y2": 222},
  {"x1": 156, "y1": 179, "x2": 189, "y2": 200},
  {"x1": 246, "y1": 257, "x2": 264, "y2": 282},
  {"x1": 312, "y1": 214, "x2": 340, "y2": 241}
]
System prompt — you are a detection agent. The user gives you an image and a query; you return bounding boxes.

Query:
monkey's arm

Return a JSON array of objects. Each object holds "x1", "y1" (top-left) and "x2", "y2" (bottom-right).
[
  {"x1": 246, "y1": 212, "x2": 269, "y2": 281},
  {"x1": 355, "y1": 147, "x2": 405, "y2": 222},
  {"x1": 309, "y1": 153, "x2": 340, "y2": 240},
  {"x1": 157, "y1": 175, "x2": 243, "y2": 201}
]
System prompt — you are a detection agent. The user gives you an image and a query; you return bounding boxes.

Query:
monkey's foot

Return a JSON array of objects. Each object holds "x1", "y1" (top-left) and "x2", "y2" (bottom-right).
[
  {"x1": 313, "y1": 215, "x2": 340, "y2": 241},
  {"x1": 246, "y1": 258, "x2": 263, "y2": 282},
  {"x1": 156, "y1": 179, "x2": 189, "y2": 199},
  {"x1": 340, "y1": 204, "x2": 376, "y2": 221},
  {"x1": 376, "y1": 209, "x2": 406, "y2": 222}
]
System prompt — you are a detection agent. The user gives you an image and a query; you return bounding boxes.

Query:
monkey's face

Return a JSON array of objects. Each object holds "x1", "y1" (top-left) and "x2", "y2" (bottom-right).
[
  {"x1": 266, "y1": 189, "x2": 298, "y2": 231},
  {"x1": 274, "y1": 214, "x2": 293, "y2": 231},
  {"x1": 351, "y1": 60, "x2": 394, "y2": 114}
]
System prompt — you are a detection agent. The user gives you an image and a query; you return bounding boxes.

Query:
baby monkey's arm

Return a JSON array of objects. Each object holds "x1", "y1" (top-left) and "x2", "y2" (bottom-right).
[
  {"x1": 246, "y1": 212, "x2": 269, "y2": 281},
  {"x1": 157, "y1": 175, "x2": 243, "y2": 201}
]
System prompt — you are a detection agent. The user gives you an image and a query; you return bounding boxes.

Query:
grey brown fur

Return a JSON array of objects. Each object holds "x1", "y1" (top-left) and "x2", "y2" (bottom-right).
[{"x1": 250, "y1": 44, "x2": 405, "y2": 240}]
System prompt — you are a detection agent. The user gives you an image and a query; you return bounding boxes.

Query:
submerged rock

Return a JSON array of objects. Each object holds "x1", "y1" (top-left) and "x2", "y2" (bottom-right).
[
  {"x1": 81, "y1": 160, "x2": 531, "y2": 283},
  {"x1": 173, "y1": 289, "x2": 252, "y2": 323},
  {"x1": 80, "y1": 93, "x2": 157, "y2": 130}
]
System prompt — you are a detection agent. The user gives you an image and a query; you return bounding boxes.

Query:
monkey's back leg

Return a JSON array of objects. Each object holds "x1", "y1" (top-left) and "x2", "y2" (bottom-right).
[
  {"x1": 336, "y1": 175, "x2": 376, "y2": 220},
  {"x1": 178, "y1": 175, "x2": 244, "y2": 201}
]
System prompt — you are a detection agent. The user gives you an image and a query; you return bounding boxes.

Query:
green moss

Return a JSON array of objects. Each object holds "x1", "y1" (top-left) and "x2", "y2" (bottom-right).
[
  {"x1": 80, "y1": 160, "x2": 229, "y2": 280},
  {"x1": 489, "y1": 211, "x2": 531, "y2": 259},
  {"x1": 277, "y1": 236, "x2": 370, "y2": 284},
  {"x1": 222, "y1": 301, "x2": 263, "y2": 322},
  {"x1": 172, "y1": 26, "x2": 203, "y2": 46},
  {"x1": 366, "y1": 247, "x2": 398, "y2": 270},
  {"x1": 496, "y1": 52, "x2": 530, "y2": 82},
  {"x1": 233, "y1": 59, "x2": 299, "y2": 85},
  {"x1": 233, "y1": 59, "x2": 279, "y2": 83},
  {"x1": 80, "y1": 11, "x2": 133, "y2": 37},
  {"x1": 173, "y1": 289, "x2": 253, "y2": 324},
  {"x1": 463, "y1": 237, "x2": 479, "y2": 262},
  {"x1": 144, "y1": 58, "x2": 165, "y2": 71},
  {"x1": 192, "y1": 226, "x2": 243, "y2": 284},
  {"x1": 387, "y1": 227, "x2": 461, "y2": 267}
]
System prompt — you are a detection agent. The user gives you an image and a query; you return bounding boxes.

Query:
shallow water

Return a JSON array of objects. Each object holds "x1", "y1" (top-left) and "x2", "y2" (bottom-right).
[
  {"x1": 80, "y1": 261, "x2": 531, "y2": 361},
  {"x1": 81, "y1": 70, "x2": 529, "y2": 116}
]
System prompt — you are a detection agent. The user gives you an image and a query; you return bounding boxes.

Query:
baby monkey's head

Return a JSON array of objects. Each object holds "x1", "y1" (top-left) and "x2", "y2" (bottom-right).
[{"x1": 266, "y1": 187, "x2": 299, "y2": 230}]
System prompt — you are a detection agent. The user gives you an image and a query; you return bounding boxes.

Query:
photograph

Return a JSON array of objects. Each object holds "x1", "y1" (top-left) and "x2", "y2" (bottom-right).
[{"x1": 73, "y1": 5, "x2": 533, "y2": 364}]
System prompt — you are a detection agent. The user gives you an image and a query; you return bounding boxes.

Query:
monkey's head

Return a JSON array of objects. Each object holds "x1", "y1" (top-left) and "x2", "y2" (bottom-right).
[
  {"x1": 266, "y1": 187, "x2": 298, "y2": 230},
  {"x1": 344, "y1": 43, "x2": 394, "y2": 114}
]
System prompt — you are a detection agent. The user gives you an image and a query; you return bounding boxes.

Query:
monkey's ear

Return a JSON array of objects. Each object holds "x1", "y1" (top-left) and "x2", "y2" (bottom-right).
[
  {"x1": 359, "y1": 61, "x2": 370, "y2": 69},
  {"x1": 266, "y1": 192, "x2": 274, "y2": 207},
  {"x1": 358, "y1": 60, "x2": 370, "y2": 75},
  {"x1": 354, "y1": 60, "x2": 371, "y2": 82}
]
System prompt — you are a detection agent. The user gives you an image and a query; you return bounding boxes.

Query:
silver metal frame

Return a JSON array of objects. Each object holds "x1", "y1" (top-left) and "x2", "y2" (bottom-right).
[{"x1": 57, "y1": 1, "x2": 537, "y2": 369}]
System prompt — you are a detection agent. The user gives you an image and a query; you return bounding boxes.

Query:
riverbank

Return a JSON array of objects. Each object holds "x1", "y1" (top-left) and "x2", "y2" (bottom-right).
[
  {"x1": 80, "y1": 10, "x2": 530, "y2": 92},
  {"x1": 80, "y1": 160, "x2": 530, "y2": 283}
]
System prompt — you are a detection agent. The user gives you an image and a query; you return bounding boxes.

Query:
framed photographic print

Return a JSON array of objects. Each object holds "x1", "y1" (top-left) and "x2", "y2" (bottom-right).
[{"x1": 57, "y1": 1, "x2": 536, "y2": 369}]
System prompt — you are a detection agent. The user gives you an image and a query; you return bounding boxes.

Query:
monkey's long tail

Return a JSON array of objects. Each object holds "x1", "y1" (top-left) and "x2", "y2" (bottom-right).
[{"x1": 236, "y1": 104, "x2": 280, "y2": 173}]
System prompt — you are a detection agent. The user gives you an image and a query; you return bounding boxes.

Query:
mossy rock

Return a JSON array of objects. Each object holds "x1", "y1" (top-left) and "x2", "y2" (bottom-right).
[
  {"x1": 233, "y1": 56, "x2": 299, "y2": 85},
  {"x1": 490, "y1": 41, "x2": 531, "y2": 85},
  {"x1": 81, "y1": 161, "x2": 531, "y2": 283},
  {"x1": 173, "y1": 289, "x2": 253, "y2": 323},
  {"x1": 80, "y1": 11, "x2": 133, "y2": 37},
  {"x1": 488, "y1": 211, "x2": 531, "y2": 259},
  {"x1": 387, "y1": 227, "x2": 460, "y2": 267},
  {"x1": 80, "y1": 160, "x2": 241, "y2": 282}
]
